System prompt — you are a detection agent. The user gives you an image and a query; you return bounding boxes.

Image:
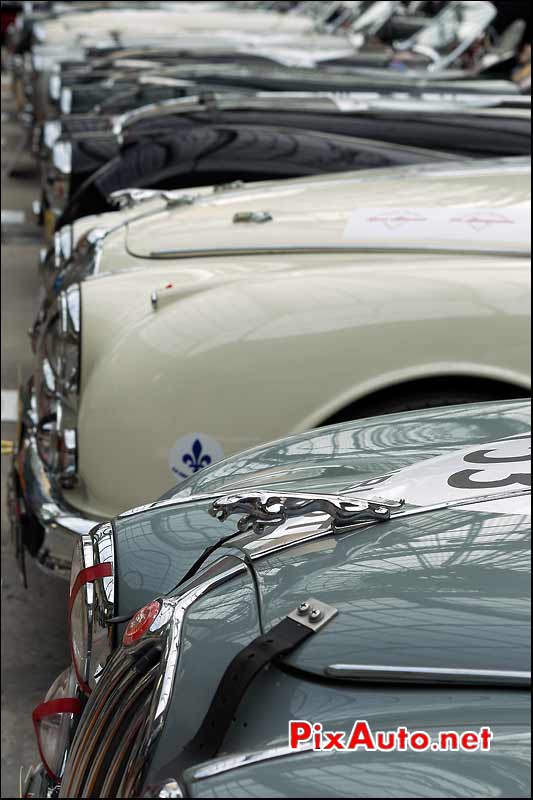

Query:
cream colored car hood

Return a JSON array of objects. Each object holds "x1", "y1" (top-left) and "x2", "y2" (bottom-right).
[
  {"x1": 40, "y1": 8, "x2": 316, "y2": 43},
  {"x1": 124, "y1": 159, "x2": 532, "y2": 259}
]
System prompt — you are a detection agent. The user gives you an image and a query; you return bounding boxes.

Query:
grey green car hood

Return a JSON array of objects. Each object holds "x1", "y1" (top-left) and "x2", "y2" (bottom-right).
[
  {"x1": 253, "y1": 498, "x2": 530, "y2": 678},
  {"x1": 167, "y1": 398, "x2": 531, "y2": 502},
  {"x1": 113, "y1": 400, "x2": 531, "y2": 797},
  {"x1": 115, "y1": 401, "x2": 531, "y2": 658}
]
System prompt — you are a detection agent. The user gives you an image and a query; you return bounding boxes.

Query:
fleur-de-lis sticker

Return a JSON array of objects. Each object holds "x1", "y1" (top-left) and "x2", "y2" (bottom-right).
[
  {"x1": 168, "y1": 433, "x2": 225, "y2": 482},
  {"x1": 182, "y1": 438, "x2": 212, "y2": 473}
]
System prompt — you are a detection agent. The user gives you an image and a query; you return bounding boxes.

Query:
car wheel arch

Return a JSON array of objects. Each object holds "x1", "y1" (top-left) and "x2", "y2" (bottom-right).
[{"x1": 294, "y1": 368, "x2": 531, "y2": 431}]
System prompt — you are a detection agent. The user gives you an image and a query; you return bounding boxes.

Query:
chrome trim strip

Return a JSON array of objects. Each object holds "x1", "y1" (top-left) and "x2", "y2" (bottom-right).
[
  {"x1": 151, "y1": 559, "x2": 246, "y2": 729},
  {"x1": 191, "y1": 742, "x2": 315, "y2": 781},
  {"x1": 148, "y1": 245, "x2": 530, "y2": 260},
  {"x1": 93, "y1": 521, "x2": 115, "y2": 608},
  {"x1": 116, "y1": 557, "x2": 247, "y2": 795},
  {"x1": 113, "y1": 88, "x2": 530, "y2": 133},
  {"x1": 325, "y1": 664, "x2": 531, "y2": 686}
]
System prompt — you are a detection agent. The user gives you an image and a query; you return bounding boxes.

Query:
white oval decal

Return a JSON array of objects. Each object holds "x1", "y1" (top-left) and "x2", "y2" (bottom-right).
[
  {"x1": 348, "y1": 433, "x2": 531, "y2": 515},
  {"x1": 168, "y1": 433, "x2": 224, "y2": 482}
]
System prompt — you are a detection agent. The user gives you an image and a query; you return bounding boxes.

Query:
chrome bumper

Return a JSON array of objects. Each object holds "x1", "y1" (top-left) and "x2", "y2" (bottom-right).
[{"x1": 9, "y1": 380, "x2": 100, "y2": 581}]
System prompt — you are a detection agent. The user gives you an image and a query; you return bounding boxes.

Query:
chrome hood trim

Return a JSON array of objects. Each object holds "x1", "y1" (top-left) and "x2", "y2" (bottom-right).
[
  {"x1": 325, "y1": 663, "x2": 531, "y2": 687},
  {"x1": 147, "y1": 243, "x2": 531, "y2": 260},
  {"x1": 189, "y1": 742, "x2": 315, "y2": 781}
]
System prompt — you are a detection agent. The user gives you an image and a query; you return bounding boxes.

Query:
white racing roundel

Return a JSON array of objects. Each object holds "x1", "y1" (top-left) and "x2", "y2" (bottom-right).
[{"x1": 348, "y1": 433, "x2": 531, "y2": 515}]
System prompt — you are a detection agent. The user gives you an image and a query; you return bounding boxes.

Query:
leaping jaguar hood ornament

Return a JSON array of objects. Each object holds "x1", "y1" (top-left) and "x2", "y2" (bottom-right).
[{"x1": 208, "y1": 490, "x2": 406, "y2": 534}]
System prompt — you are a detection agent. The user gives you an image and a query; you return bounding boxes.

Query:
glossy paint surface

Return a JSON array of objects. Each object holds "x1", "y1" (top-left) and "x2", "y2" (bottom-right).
[
  {"x1": 97, "y1": 402, "x2": 532, "y2": 797},
  {"x1": 72, "y1": 245, "x2": 530, "y2": 518},
  {"x1": 135, "y1": 438, "x2": 530, "y2": 796},
  {"x1": 64, "y1": 124, "x2": 457, "y2": 224},
  {"x1": 123, "y1": 158, "x2": 531, "y2": 256},
  {"x1": 113, "y1": 399, "x2": 530, "y2": 613},
  {"x1": 65, "y1": 158, "x2": 531, "y2": 278},
  {"x1": 185, "y1": 672, "x2": 530, "y2": 797},
  {"x1": 61, "y1": 162, "x2": 531, "y2": 518},
  {"x1": 186, "y1": 683, "x2": 530, "y2": 797}
]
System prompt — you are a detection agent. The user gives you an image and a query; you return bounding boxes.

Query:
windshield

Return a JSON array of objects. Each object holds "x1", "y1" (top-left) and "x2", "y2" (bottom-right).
[{"x1": 408, "y1": 1, "x2": 496, "y2": 67}]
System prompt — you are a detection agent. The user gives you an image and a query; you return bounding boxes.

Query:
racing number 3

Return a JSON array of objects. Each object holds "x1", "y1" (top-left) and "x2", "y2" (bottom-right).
[{"x1": 448, "y1": 436, "x2": 531, "y2": 490}]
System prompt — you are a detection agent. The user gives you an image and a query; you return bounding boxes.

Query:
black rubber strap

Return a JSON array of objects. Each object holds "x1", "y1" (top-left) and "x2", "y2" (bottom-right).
[{"x1": 182, "y1": 616, "x2": 313, "y2": 765}]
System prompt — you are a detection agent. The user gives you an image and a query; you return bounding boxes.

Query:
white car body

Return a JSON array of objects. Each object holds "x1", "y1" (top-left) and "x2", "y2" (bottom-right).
[
  {"x1": 52, "y1": 158, "x2": 532, "y2": 520},
  {"x1": 35, "y1": 7, "x2": 317, "y2": 44}
]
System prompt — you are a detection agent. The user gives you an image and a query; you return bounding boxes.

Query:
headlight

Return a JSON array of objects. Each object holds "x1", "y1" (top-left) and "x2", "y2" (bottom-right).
[
  {"x1": 52, "y1": 140, "x2": 72, "y2": 175},
  {"x1": 33, "y1": 22, "x2": 47, "y2": 43},
  {"x1": 32, "y1": 666, "x2": 81, "y2": 782},
  {"x1": 34, "y1": 288, "x2": 80, "y2": 481},
  {"x1": 49, "y1": 72, "x2": 61, "y2": 102},
  {"x1": 69, "y1": 536, "x2": 92, "y2": 693},
  {"x1": 44, "y1": 119, "x2": 62, "y2": 151},
  {"x1": 69, "y1": 526, "x2": 114, "y2": 695},
  {"x1": 60, "y1": 87, "x2": 72, "y2": 115}
]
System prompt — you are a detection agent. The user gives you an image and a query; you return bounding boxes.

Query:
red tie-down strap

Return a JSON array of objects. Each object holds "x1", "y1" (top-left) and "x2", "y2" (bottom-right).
[
  {"x1": 68, "y1": 563, "x2": 113, "y2": 695},
  {"x1": 32, "y1": 697, "x2": 82, "y2": 782}
]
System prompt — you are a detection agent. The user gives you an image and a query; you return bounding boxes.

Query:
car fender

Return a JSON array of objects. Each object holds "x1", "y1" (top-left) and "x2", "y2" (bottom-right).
[{"x1": 73, "y1": 251, "x2": 531, "y2": 518}]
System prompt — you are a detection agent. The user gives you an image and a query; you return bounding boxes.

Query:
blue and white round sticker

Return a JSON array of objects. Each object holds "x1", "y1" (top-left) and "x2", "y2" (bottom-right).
[{"x1": 168, "y1": 433, "x2": 224, "y2": 482}]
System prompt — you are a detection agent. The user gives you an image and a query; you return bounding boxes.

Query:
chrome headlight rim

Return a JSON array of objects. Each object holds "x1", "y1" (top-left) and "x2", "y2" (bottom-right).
[
  {"x1": 35, "y1": 286, "x2": 80, "y2": 478},
  {"x1": 53, "y1": 224, "x2": 73, "y2": 270},
  {"x1": 58, "y1": 283, "x2": 81, "y2": 398},
  {"x1": 32, "y1": 664, "x2": 82, "y2": 783},
  {"x1": 69, "y1": 524, "x2": 115, "y2": 695}
]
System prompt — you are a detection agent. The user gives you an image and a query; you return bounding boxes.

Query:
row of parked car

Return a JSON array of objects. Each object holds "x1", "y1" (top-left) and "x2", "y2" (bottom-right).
[{"x1": 3, "y1": 1, "x2": 531, "y2": 798}]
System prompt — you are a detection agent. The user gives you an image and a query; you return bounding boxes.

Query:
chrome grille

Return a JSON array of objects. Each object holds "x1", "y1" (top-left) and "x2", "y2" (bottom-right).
[{"x1": 60, "y1": 642, "x2": 162, "y2": 798}]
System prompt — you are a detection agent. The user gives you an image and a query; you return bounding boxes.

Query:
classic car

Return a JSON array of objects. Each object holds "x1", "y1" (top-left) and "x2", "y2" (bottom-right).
[
  {"x1": 21, "y1": 0, "x2": 524, "y2": 129},
  {"x1": 39, "y1": 93, "x2": 532, "y2": 236},
  {"x1": 10, "y1": 158, "x2": 531, "y2": 579},
  {"x1": 33, "y1": 0, "x2": 526, "y2": 123},
  {"x1": 43, "y1": 107, "x2": 465, "y2": 235},
  {"x1": 14, "y1": 1, "x2": 354, "y2": 122},
  {"x1": 23, "y1": 398, "x2": 531, "y2": 797},
  {"x1": 39, "y1": 150, "x2": 531, "y2": 298}
]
